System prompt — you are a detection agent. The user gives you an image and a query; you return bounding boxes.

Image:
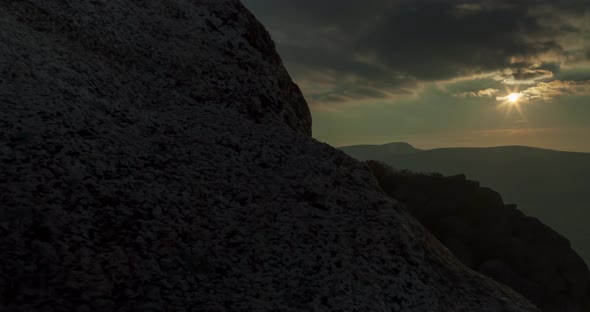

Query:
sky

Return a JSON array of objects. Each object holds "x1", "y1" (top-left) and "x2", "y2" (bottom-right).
[{"x1": 242, "y1": 0, "x2": 590, "y2": 152}]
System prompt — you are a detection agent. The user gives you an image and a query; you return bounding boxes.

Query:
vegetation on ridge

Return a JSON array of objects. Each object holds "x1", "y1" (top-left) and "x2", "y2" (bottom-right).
[{"x1": 367, "y1": 160, "x2": 590, "y2": 312}]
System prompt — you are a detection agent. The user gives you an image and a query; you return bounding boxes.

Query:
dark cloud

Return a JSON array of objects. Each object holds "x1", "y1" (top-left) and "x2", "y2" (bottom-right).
[
  {"x1": 537, "y1": 62, "x2": 561, "y2": 73},
  {"x1": 360, "y1": 2, "x2": 561, "y2": 80},
  {"x1": 243, "y1": 0, "x2": 589, "y2": 105}
]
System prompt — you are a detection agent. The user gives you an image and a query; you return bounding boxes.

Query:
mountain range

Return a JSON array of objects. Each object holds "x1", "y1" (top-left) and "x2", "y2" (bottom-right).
[{"x1": 341, "y1": 142, "x2": 590, "y2": 264}]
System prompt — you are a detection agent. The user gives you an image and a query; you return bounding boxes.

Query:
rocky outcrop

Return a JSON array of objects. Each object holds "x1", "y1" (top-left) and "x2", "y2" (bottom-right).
[
  {"x1": 367, "y1": 161, "x2": 590, "y2": 312},
  {"x1": 0, "y1": 0, "x2": 539, "y2": 311},
  {"x1": 1, "y1": 0, "x2": 311, "y2": 137}
]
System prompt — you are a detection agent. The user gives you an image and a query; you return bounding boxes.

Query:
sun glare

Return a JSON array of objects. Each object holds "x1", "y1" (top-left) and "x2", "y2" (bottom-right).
[
  {"x1": 497, "y1": 89, "x2": 527, "y2": 120},
  {"x1": 508, "y1": 93, "x2": 520, "y2": 103}
]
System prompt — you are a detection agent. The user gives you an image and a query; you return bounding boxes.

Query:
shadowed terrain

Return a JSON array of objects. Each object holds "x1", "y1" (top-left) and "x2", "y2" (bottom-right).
[
  {"x1": 342, "y1": 142, "x2": 590, "y2": 263},
  {"x1": 366, "y1": 161, "x2": 590, "y2": 312}
]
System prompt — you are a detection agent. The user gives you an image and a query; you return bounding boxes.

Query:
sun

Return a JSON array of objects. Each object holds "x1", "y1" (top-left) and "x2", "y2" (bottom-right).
[
  {"x1": 508, "y1": 93, "x2": 520, "y2": 103},
  {"x1": 497, "y1": 87, "x2": 527, "y2": 119}
]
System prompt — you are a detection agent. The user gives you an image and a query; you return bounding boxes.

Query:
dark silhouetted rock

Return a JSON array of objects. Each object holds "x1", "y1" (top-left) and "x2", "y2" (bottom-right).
[
  {"x1": 478, "y1": 259, "x2": 514, "y2": 286},
  {"x1": 367, "y1": 161, "x2": 590, "y2": 312}
]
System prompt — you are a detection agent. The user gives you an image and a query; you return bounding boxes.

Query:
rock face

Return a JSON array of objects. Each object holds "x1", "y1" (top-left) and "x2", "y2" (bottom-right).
[
  {"x1": 0, "y1": 0, "x2": 539, "y2": 311},
  {"x1": 367, "y1": 161, "x2": 590, "y2": 312}
]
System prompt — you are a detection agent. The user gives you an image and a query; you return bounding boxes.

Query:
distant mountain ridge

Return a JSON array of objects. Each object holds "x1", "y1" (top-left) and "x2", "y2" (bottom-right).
[
  {"x1": 340, "y1": 142, "x2": 590, "y2": 264},
  {"x1": 341, "y1": 142, "x2": 421, "y2": 159}
]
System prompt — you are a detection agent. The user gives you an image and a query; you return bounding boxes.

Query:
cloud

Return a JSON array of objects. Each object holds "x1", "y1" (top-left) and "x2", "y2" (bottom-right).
[
  {"x1": 459, "y1": 80, "x2": 590, "y2": 101},
  {"x1": 298, "y1": 72, "x2": 420, "y2": 106},
  {"x1": 358, "y1": 2, "x2": 564, "y2": 81},
  {"x1": 454, "y1": 88, "x2": 500, "y2": 98},
  {"x1": 521, "y1": 80, "x2": 590, "y2": 100},
  {"x1": 499, "y1": 68, "x2": 554, "y2": 85},
  {"x1": 243, "y1": 0, "x2": 590, "y2": 106}
]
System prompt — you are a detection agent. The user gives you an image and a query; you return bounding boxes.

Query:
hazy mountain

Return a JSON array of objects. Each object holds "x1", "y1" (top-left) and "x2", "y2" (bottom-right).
[{"x1": 341, "y1": 142, "x2": 590, "y2": 263}]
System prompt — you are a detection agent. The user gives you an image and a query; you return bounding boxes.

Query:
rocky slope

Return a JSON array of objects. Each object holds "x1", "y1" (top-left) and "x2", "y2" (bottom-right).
[
  {"x1": 0, "y1": 0, "x2": 539, "y2": 311},
  {"x1": 367, "y1": 161, "x2": 590, "y2": 312},
  {"x1": 341, "y1": 142, "x2": 590, "y2": 264}
]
